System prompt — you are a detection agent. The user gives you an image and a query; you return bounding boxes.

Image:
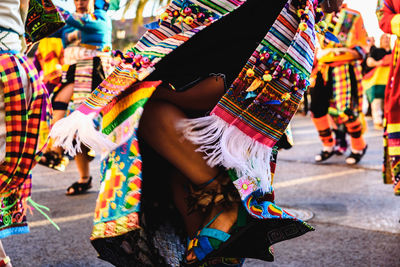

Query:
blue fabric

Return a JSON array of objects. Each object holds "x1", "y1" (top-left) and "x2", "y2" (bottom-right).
[
  {"x1": 198, "y1": 236, "x2": 215, "y2": 255},
  {"x1": 95, "y1": 0, "x2": 110, "y2": 10},
  {"x1": 0, "y1": 224, "x2": 29, "y2": 239},
  {"x1": 0, "y1": 26, "x2": 19, "y2": 35},
  {"x1": 0, "y1": 50, "x2": 19, "y2": 55},
  {"x1": 193, "y1": 241, "x2": 208, "y2": 261},
  {"x1": 200, "y1": 228, "x2": 230, "y2": 242},
  {"x1": 61, "y1": 24, "x2": 78, "y2": 48},
  {"x1": 64, "y1": 9, "x2": 112, "y2": 50}
]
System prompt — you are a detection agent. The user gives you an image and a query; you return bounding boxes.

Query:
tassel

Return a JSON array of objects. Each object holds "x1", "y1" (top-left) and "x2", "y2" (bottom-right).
[
  {"x1": 50, "y1": 110, "x2": 117, "y2": 157},
  {"x1": 246, "y1": 78, "x2": 263, "y2": 92},
  {"x1": 178, "y1": 115, "x2": 273, "y2": 193},
  {"x1": 27, "y1": 197, "x2": 60, "y2": 231}
]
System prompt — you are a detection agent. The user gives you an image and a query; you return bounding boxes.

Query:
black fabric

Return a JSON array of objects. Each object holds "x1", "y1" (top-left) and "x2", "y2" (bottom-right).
[
  {"x1": 146, "y1": 0, "x2": 287, "y2": 92},
  {"x1": 310, "y1": 71, "x2": 333, "y2": 118},
  {"x1": 363, "y1": 46, "x2": 392, "y2": 75},
  {"x1": 310, "y1": 65, "x2": 359, "y2": 118},
  {"x1": 62, "y1": 56, "x2": 106, "y2": 91},
  {"x1": 52, "y1": 101, "x2": 69, "y2": 110}
]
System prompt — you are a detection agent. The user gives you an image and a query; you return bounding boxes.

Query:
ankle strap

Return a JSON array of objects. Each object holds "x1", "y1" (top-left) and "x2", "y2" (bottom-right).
[{"x1": 199, "y1": 170, "x2": 221, "y2": 188}]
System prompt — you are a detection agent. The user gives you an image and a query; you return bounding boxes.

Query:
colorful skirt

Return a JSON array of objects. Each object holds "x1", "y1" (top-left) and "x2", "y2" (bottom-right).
[
  {"x1": 88, "y1": 0, "x2": 314, "y2": 265},
  {"x1": 60, "y1": 46, "x2": 113, "y2": 105},
  {"x1": 0, "y1": 53, "x2": 51, "y2": 238}
]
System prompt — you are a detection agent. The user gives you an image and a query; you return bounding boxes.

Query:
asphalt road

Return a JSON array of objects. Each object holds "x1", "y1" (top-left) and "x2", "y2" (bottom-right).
[{"x1": 3, "y1": 115, "x2": 399, "y2": 267}]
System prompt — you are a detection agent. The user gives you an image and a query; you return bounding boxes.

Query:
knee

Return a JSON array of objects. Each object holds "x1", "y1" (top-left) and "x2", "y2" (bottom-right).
[{"x1": 140, "y1": 100, "x2": 185, "y2": 132}]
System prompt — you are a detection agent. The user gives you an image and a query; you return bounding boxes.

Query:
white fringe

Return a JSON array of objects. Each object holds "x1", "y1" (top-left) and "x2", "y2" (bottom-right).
[
  {"x1": 49, "y1": 111, "x2": 117, "y2": 157},
  {"x1": 177, "y1": 115, "x2": 273, "y2": 193}
]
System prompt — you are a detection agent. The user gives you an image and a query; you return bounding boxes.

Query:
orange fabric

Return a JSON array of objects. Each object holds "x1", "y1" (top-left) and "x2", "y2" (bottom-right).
[
  {"x1": 345, "y1": 119, "x2": 366, "y2": 151},
  {"x1": 312, "y1": 115, "x2": 334, "y2": 147},
  {"x1": 318, "y1": 6, "x2": 367, "y2": 64}
]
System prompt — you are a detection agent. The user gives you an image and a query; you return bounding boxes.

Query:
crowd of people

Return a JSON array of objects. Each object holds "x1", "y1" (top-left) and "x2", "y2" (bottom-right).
[{"x1": 0, "y1": 0, "x2": 398, "y2": 266}]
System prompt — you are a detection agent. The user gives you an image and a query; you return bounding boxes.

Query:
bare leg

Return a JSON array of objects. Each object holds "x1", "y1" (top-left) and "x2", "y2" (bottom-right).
[
  {"x1": 51, "y1": 83, "x2": 74, "y2": 156},
  {"x1": 67, "y1": 146, "x2": 91, "y2": 195},
  {"x1": 52, "y1": 83, "x2": 91, "y2": 194},
  {"x1": 139, "y1": 76, "x2": 238, "y2": 261},
  {"x1": 140, "y1": 99, "x2": 218, "y2": 184},
  {"x1": 170, "y1": 170, "x2": 204, "y2": 238},
  {"x1": 53, "y1": 83, "x2": 74, "y2": 122}
]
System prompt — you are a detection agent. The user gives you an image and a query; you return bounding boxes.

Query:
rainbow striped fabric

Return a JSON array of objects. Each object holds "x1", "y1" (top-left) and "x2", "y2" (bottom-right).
[{"x1": 91, "y1": 81, "x2": 160, "y2": 240}]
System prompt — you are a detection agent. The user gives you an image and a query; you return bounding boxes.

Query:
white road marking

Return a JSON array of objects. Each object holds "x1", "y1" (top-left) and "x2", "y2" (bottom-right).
[
  {"x1": 274, "y1": 169, "x2": 364, "y2": 188},
  {"x1": 294, "y1": 131, "x2": 383, "y2": 146},
  {"x1": 30, "y1": 212, "x2": 93, "y2": 229},
  {"x1": 30, "y1": 170, "x2": 364, "y2": 229}
]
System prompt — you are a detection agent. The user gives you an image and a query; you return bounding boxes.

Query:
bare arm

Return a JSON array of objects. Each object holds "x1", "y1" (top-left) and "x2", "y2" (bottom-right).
[{"x1": 366, "y1": 57, "x2": 382, "y2": 68}]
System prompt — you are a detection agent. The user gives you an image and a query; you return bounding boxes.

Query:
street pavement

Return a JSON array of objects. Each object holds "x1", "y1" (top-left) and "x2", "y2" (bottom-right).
[{"x1": 3, "y1": 115, "x2": 399, "y2": 266}]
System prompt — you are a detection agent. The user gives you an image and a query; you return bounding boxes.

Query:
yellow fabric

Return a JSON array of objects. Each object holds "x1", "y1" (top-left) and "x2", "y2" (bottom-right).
[
  {"x1": 318, "y1": 7, "x2": 368, "y2": 63},
  {"x1": 391, "y1": 14, "x2": 400, "y2": 37},
  {"x1": 387, "y1": 123, "x2": 400, "y2": 133},
  {"x1": 37, "y1": 37, "x2": 63, "y2": 77},
  {"x1": 388, "y1": 146, "x2": 400, "y2": 156},
  {"x1": 319, "y1": 52, "x2": 360, "y2": 64},
  {"x1": 362, "y1": 66, "x2": 391, "y2": 90}
]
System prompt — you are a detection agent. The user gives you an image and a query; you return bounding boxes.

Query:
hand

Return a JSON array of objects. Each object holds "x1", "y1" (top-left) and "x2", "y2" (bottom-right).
[{"x1": 320, "y1": 0, "x2": 343, "y2": 13}]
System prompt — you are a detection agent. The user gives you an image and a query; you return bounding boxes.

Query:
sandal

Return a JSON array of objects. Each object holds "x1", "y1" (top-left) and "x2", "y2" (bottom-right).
[
  {"x1": 184, "y1": 202, "x2": 308, "y2": 265},
  {"x1": 184, "y1": 173, "x2": 313, "y2": 265},
  {"x1": 66, "y1": 176, "x2": 92, "y2": 196},
  {"x1": 39, "y1": 151, "x2": 62, "y2": 169},
  {"x1": 345, "y1": 145, "x2": 368, "y2": 165},
  {"x1": 53, "y1": 155, "x2": 70, "y2": 172},
  {"x1": 315, "y1": 150, "x2": 335, "y2": 162},
  {"x1": 184, "y1": 206, "x2": 247, "y2": 266},
  {"x1": 333, "y1": 128, "x2": 348, "y2": 155},
  {"x1": 186, "y1": 171, "x2": 240, "y2": 214}
]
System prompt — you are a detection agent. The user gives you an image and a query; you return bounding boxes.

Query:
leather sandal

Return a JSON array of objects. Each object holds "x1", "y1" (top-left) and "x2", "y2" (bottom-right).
[
  {"x1": 186, "y1": 171, "x2": 240, "y2": 214},
  {"x1": 66, "y1": 177, "x2": 92, "y2": 196}
]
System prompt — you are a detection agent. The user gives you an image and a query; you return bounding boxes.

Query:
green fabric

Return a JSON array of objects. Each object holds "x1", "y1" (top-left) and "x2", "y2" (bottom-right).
[{"x1": 366, "y1": 85, "x2": 385, "y2": 103}]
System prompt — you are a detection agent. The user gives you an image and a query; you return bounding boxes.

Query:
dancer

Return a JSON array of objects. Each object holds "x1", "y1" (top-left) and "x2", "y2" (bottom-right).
[
  {"x1": 378, "y1": 0, "x2": 400, "y2": 195},
  {"x1": 362, "y1": 34, "x2": 392, "y2": 129},
  {"x1": 0, "y1": 0, "x2": 57, "y2": 264},
  {"x1": 51, "y1": 0, "x2": 341, "y2": 265},
  {"x1": 310, "y1": 3, "x2": 368, "y2": 164},
  {"x1": 42, "y1": 0, "x2": 113, "y2": 194}
]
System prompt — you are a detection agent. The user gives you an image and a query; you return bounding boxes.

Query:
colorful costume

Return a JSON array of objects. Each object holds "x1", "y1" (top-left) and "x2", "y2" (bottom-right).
[
  {"x1": 362, "y1": 45, "x2": 391, "y2": 127},
  {"x1": 378, "y1": 0, "x2": 400, "y2": 195},
  {"x1": 34, "y1": 36, "x2": 64, "y2": 95},
  {"x1": 0, "y1": 0, "x2": 53, "y2": 238},
  {"x1": 310, "y1": 5, "x2": 368, "y2": 162},
  {"x1": 51, "y1": 0, "x2": 325, "y2": 265},
  {"x1": 59, "y1": 2, "x2": 113, "y2": 106}
]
